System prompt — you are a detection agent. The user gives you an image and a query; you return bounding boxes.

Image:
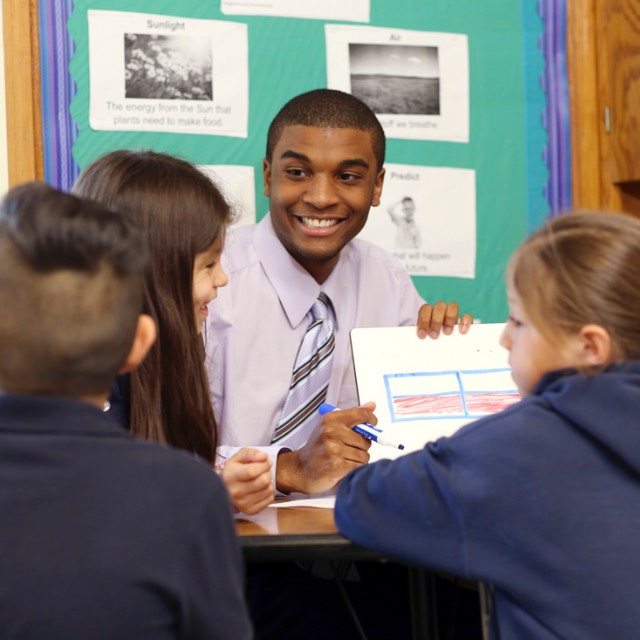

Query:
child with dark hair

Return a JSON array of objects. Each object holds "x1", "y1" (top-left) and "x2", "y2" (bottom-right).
[
  {"x1": 0, "y1": 182, "x2": 252, "y2": 640},
  {"x1": 73, "y1": 150, "x2": 273, "y2": 514}
]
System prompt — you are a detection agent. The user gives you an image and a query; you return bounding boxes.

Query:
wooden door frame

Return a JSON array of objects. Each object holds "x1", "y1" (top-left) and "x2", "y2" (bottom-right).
[
  {"x1": 567, "y1": 0, "x2": 640, "y2": 213},
  {"x1": 3, "y1": 0, "x2": 43, "y2": 186},
  {"x1": 566, "y1": 0, "x2": 602, "y2": 210}
]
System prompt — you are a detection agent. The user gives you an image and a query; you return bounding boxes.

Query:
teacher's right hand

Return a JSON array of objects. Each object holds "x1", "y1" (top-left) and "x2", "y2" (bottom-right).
[{"x1": 275, "y1": 404, "x2": 374, "y2": 495}]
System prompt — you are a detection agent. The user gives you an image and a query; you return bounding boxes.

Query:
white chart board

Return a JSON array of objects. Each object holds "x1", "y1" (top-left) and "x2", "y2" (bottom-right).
[{"x1": 350, "y1": 324, "x2": 519, "y2": 461}]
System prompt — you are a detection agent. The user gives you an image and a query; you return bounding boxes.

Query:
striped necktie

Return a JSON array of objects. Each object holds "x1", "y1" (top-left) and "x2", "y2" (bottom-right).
[{"x1": 272, "y1": 292, "x2": 335, "y2": 449}]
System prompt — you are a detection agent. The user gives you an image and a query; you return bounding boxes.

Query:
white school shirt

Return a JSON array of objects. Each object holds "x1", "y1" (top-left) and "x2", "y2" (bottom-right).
[{"x1": 205, "y1": 214, "x2": 425, "y2": 488}]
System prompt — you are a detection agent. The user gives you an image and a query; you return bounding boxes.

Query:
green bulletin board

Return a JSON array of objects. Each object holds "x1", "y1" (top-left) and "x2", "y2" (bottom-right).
[{"x1": 68, "y1": 0, "x2": 547, "y2": 323}]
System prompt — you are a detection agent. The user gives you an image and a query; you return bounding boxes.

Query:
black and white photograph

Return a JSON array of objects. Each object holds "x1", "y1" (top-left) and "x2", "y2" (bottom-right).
[
  {"x1": 349, "y1": 44, "x2": 439, "y2": 116},
  {"x1": 124, "y1": 33, "x2": 213, "y2": 101},
  {"x1": 356, "y1": 163, "x2": 476, "y2": 278},
  {"x1": 326, "y1": 25, "x2": 469, "y2": 142}
]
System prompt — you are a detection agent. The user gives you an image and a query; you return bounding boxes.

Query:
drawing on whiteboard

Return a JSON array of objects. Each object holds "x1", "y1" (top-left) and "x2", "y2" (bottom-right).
[
  {"x1": 384, "y1": 367, "x2": 520, "y2": 422},
  {"x1": 350, "y1": 325, "x2": 517, "y2": 460}
]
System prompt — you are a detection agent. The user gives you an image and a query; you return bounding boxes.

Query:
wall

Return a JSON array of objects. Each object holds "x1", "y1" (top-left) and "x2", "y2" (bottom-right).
[
  {"x1": 64, "y1": 1, "x2": 548, "y2": 323},
  {"x1": 4, "y1": 2, "x2": 553, "y2": 323},
  {"x1": 0, "y1": 0, "x2": 9, "y2": 195}
]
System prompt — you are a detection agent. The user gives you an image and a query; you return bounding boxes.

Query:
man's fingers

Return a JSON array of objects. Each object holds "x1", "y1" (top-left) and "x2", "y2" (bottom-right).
[
  {"x1": 458, "y1": 313, "x2": 474, "y2": 334},
  {"x1": 416, "y1": 303, "x2": 433, "y2": 339},
  {"x1": 417, "y1": 302, "x2": 473, "y2": 338},
  {"x1": 427, "y1": 301, "x2": 448, "y2": 338},
  {"x1": 442, "y1": 302, "x2": 460, "y2": 335}
]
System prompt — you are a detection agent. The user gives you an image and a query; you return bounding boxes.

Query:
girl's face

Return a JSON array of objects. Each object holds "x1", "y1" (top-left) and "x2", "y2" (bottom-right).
[
  {"x1": 192, "y1": 235, "x2": 228, "y2": 333},
  {"x1": 500, "y1": 281, "x2": 579, "y2": 396}
]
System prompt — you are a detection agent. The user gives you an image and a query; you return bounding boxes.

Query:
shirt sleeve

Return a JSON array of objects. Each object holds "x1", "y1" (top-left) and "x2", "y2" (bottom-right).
[
  {"x1": 396, "y1": 268, "x2": 427, "y2": 327},
  {"x1": 334, "y1": 438, "x2": 471, "y2": 578}
]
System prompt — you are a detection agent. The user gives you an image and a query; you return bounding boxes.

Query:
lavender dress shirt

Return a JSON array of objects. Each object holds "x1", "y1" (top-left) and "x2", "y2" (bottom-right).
[{"x1": 205, "y1": 214, "x2": 425, "y2": 489}]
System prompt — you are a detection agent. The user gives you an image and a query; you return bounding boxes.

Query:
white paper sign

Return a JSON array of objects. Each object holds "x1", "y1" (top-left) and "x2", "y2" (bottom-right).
[
  {"x1": 359, "y1": 164, "x2": 476, "y2": 278},
  {"x1": 221, "y1": 0, "x2": 369, "y2": 23},
  {"x1": 198, "y1": 165, "x2": 256, "y2": 227},
  {"x1": 350, "y1": 324, "x2": 519, "y2": 462},
  {"x1": 326, "y1": 25, "x2": 469, "y2": 142},
  {"x1": 88, "y1": 10, "x2": 248, "y2": 137}
]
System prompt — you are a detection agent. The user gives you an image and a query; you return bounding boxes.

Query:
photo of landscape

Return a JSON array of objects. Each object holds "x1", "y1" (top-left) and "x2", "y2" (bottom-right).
[{"x1": 349, "y1": 43, "x2": 440, "y2": 115}]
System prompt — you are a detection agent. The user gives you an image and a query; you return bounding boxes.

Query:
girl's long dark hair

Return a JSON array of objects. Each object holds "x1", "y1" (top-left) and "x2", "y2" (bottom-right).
[{"x1": 73, "y1": 150, "x2": 232, "y2": 461}]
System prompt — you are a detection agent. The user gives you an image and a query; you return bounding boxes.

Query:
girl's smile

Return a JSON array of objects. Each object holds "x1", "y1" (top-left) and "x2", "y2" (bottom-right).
[{"x1": 192, "y1": 235, "x2": 228, "y2": 332}]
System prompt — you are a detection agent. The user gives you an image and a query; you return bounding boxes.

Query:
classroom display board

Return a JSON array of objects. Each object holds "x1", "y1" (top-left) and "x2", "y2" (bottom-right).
[{"x1": 63, "y1": 0, "x2": 548, "y2": 323}]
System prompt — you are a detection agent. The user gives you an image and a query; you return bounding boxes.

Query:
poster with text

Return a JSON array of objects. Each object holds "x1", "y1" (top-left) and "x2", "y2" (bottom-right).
[
  {"x1": 326, "y1": 25, "x2": 469, "y2": 142},
  {"x1": 358, "y1": 164, "x2": 476, "y2": 278},
  {"x1": 221, "y1": 0, "x2": 369, "y2": 23},
  {"x1": 198, "y1": 165, "x2": 256, "y2": 227},
  {"x1": 88, "y1": 10, "x2": 248, "y2": 137}
]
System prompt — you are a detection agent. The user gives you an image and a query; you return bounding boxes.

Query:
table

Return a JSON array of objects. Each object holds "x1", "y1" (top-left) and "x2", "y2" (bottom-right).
[{"x1": 236, "y1": 504, "x2": 438, "y2": 640}]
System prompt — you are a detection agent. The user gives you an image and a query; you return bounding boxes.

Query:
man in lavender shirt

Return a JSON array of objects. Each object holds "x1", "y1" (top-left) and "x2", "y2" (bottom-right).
[{"x1": 206, "y1": 88, "x2": 472, "y2": 498}]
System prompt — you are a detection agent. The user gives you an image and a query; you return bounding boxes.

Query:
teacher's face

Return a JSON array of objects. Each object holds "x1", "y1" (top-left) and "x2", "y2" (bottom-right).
[{"x1": 264, "y1": 124, "x2": 385, "y2": 284}]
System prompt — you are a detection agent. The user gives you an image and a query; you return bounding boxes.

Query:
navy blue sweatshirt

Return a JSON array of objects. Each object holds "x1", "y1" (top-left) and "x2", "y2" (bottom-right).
[
  {"x1": 336, "y1": 362, "x2": 640, "y2": 639},
  {"x1": 0, "y1": 394, "x2": 252, "y2": 640}
]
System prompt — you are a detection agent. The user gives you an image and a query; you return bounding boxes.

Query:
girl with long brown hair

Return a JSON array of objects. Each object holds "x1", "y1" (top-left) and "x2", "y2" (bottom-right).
[{"x1": 74, "y1": 149, "x2": 273, "y2": 514}]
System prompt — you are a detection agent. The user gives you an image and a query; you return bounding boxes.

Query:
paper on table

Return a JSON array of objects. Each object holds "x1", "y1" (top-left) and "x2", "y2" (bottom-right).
[{"x1": 269, "y1": 495, "x2": 336, "y2": 509}]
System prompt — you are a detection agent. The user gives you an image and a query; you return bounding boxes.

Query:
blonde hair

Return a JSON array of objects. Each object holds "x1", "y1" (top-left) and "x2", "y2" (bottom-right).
[{"x1": 507, "y1": 211, "x2": 640, "y2": 363}]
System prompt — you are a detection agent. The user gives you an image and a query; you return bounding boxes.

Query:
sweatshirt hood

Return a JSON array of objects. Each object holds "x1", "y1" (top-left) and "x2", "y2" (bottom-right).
[{"x1": 535, "y1": 361, "x2": 640, "y2": 475}]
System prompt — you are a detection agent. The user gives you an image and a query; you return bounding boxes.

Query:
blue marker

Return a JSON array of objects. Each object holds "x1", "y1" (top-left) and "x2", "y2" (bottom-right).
[{"x1": 319, "y1": 403, "x2": 405, "y2": 450}]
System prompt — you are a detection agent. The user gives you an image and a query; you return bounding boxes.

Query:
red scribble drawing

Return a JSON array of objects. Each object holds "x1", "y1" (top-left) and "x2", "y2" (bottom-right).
[
  {"x1": 394, "y1": 395, "x2": 463, "y2": 416},
  {"x1": 465, "y1": 393, "x2": 519, "y2": 413},
  {"x1": 393, "y1": 392, "x2": 519, "y2": 417},
  {"x1": 386, "y1": 367, "x2": 521, "y2": 421}
]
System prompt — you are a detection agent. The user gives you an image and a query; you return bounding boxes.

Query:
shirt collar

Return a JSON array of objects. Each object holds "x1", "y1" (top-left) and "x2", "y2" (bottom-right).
[
  {"x1": 0, "y1": 393, "x2": 129, "y2": 437},
  {"x1": 254, "y1": 214, "x2": 342, "y2": 330}
]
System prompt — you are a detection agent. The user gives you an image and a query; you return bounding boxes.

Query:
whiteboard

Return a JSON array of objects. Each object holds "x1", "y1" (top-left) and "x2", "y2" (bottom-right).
[{"x1": 350, "y1": 323, "x2": 519, "y2": 461}]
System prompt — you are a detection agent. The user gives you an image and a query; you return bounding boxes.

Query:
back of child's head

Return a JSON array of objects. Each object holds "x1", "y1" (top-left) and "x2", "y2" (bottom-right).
[
  {"x1": 72, "y1": 150, "x2": 230, "y2": 460},
  {"x1": 508, "y1": 211, "x2": 640, "y2": 362},
  {"x1": 0, "y1": 182, "x2": 147, "y2": 397},
  {"x1": 266, "y1": 88, "x2": 386, "y2": 170}
]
